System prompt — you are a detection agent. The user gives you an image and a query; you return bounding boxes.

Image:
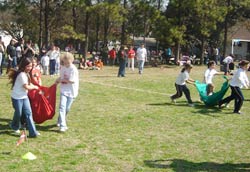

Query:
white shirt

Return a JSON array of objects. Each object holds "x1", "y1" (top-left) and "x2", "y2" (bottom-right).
[
  {"x1": 41, "y1": 55, "x2": 50, "y2": 66},
  {"x1": 60, "y1": 64, "x2": 79, "y2": 98},
  {"x1": 230, "y1": 68, "x2": 249, "y2": 88},
  {"x1": 204, "y1": 68, "x2": 218, "y2": 84},
  {"x1": 11, "y1": 72, "x2": 29, "y2": 99},
  {"x1": 47, "y1": 50, "x2": 60, "y2": 60},
  {"x1": 136, "y1": 47, "x2": 147, "y2": 61},
  {"x1": 175, "y1": 70, "x2": 189, "y2": 85},
  {"x1": 223, "y1": 56, "x2": 233, "y2": 64}
]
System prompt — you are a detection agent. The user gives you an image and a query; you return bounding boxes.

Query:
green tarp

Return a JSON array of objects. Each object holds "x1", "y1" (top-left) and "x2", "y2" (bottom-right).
[{"x1": 195, "y1": 77, "x2": 229, "y2": 106}]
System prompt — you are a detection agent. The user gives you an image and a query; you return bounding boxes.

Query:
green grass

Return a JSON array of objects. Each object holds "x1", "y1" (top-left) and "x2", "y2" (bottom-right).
[{"x1": 0, "y1": 65, "x2": 250, "y2": 172}]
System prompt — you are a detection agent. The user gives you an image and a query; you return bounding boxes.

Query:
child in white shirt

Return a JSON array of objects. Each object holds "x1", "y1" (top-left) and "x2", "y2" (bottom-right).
[{"x1": 56, "y1": 52, "x2": 79, "y2": 132}]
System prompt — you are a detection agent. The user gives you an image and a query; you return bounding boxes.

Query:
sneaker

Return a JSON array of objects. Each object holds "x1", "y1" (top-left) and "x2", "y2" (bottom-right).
[
  {"x1": 170, "y1": 97, "x2": 176, "y2": 104},
  {"x1": 9, "y1": 122, "x2": 20, "y2": 134},
  {"x1": 234, "y1": 111, "x2": 242, "y2": 115},
  {"x1": 14, "y1": 129, "x2": 21, "y2": 134},
  {"x1": 218, "y1": 101, "x2": 222, "y2": 109},
  {"x1": 59, "y1": 127, "x2": 68, "y2": 132},
  {"x1": 188, "y1": 103, "x2": 194, "y2": 107}
]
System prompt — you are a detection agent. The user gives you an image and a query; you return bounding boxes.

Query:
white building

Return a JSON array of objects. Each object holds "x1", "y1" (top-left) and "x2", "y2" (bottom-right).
[{"x1": 226, "y1": 21, "x2": 250, "y2": 60}]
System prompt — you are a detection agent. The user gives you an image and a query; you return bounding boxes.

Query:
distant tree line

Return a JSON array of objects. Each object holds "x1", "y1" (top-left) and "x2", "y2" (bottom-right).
[{"x1": 0, "y1": 0, "x2": 250, "y2": 62}]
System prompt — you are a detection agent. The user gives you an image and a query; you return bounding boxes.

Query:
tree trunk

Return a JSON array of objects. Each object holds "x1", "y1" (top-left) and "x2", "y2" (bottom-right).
[
  {"x1": 83, "y1": 11, "x2": 90, "y2": 58},
  {"x1": 72, "y1": 6, "x2": 78, "y2": 52},
  {"x1": 200, "y1": 38, "x2": 205, "y2": 65},
  {"x1": 39, "y1": 0, "x2": 43, "y2": 52},
  {"x1": 175, "y1": 42, "x2": 180, "y2": 64},
  {"x1": 222, "y1": 0, "x2": 231, "y2": 58},
  {"x1": 103, "y1": 14, "x2": 109, "y2": 47},
  {"x1": 95, "y1": 15, "x2": 100, "y2": 51},
  {"x1": 44, "y1": 0, "x2": 49, "y2": 48},
  {"x1": 121, "y1": 0, "x2": 127, "y2": 45}
]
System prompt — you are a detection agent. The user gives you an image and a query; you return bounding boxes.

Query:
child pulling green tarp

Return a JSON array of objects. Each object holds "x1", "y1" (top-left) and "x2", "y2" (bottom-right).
[{"x1": 195, "y1": 77, "x2": 229, "y2": 106}]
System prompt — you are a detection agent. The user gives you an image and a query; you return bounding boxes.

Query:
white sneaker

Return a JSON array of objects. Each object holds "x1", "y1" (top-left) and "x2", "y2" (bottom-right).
[
  {"x1": 14, "y1": 129, "x2": 21, "y2": 134},
  {"x1": 9, "y1": 123, "x2": 20, "y2": 134},
  {"x1": 59, "y1": 127, "x2": 68, "y2": 132},
  {"x1": 188, "y1": 103, "x2": 194, "y2": 107}
]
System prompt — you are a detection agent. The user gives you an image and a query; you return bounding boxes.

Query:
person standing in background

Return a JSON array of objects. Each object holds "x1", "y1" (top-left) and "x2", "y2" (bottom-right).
[
  {"x1": 136, "y1": 43, "x2": 147, "y2": 74},
  {"x1": 108, "y1": 48, "x2": 116, "y2": 66},
  {"x1": 127, "y1": 46, "x2": 135, "y2": 71},
  {"x1": 117, "y1": 46, "x2": 126, "y2": 77},
  {"x1": 47, "y1": 44, "x2": 60, "y2": 76},
  {"x1": 6, "y1": 39, "x2": 18, "y2": 73},
  {"x1": 0, "y1": 36, "x2": 5, "y2": 76}
]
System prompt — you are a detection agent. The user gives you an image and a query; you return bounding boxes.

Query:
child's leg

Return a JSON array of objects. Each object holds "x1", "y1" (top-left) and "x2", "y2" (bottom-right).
[
  {"x1": 23, "y1": 98, "x2": 38, "y2": 137},
  {"x1": 182, "y1": 85, "x2": 193, "y2": 104},
  {"x1": 232, "y1": 87, "x2": 244, "y2": 113},
  {"x1": 171, "y1": 84, "x2": 183, "y2": 99},
  {"x1": 11, "y1": 98, "x2": 22, "y2": 131},
  {"x1": 59, "y1": 95, "x2": 74, "y2": 130}
]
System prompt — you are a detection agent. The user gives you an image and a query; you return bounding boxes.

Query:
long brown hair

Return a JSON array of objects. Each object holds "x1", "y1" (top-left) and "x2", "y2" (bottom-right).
[{"x1": 8, "y1": 58, "x2": 32, "y2": 89}]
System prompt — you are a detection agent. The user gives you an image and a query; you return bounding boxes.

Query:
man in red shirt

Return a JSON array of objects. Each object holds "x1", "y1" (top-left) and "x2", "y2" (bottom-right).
[{"x1": 108, "y1": 48, "x2": 116, "y2": 66}]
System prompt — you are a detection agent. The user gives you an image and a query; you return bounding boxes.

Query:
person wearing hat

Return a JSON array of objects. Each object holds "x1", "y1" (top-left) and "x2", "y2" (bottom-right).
[{"x1": 219, "y1": 60, "x2": 249, "y2": 114}]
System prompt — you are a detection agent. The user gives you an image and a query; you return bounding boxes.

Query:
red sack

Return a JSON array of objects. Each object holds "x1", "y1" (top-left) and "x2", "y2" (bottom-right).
[{"x1": 28, "y1": 84, "x2": 57, "y2": 124}]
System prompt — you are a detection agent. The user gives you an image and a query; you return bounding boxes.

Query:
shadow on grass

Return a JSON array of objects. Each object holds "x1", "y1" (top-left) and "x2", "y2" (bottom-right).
[
  {"x1": 192, "y1": 103, "x2": 222, "y2": 116},
  {"x1": 144, "y1": 159, "x2": 250, "y2": 172},
  {"x1": 147, "y1": 102, "x2": 190, "y2": 107},
  {"x1": 0, "y1": 118, "x2": 12, "y2": 135},
  {"x1": 147, "y1": 101, "x2": 225, "y2": 116},
  {"x1": 0, "y1": 117, "x2": 59, "y2": 135},
  {"x1": 36, "y1": 124, "x2": 59, "y2": 133}
]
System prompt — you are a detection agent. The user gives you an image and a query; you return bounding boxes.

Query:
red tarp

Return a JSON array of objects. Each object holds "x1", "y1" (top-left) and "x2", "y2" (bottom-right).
[{"x1": 28, "y1": 84, "x2": 57, "y2": 124}]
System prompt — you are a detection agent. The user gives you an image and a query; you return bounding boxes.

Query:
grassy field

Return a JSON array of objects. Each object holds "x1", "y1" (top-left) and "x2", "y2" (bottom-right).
[{"x1": 0, "y1": 65, "x2": 250, "y2": 172}]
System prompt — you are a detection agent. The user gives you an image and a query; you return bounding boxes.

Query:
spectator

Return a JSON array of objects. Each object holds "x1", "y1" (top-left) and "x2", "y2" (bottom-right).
[
  {"x1": 136, "y1": 43, "x2": 147, "y2": 74},
  {"x1": 127, "y1": 46, "x2": 135, "y2": 71},
  {"x1": 108, "y1": 48, "x2": 116, "y2": 66}
]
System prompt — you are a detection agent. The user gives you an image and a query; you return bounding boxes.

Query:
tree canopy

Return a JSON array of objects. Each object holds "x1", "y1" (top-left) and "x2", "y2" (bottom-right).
[{"x1": 0, "y1": 0, "x2": 250, "y2": 59}]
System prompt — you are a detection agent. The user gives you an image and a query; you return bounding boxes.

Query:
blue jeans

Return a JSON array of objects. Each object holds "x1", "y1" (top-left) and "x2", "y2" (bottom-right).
[
  {"x1": 11, "y1": 97, "x2": 38, "y2": 137},
  {"x1": 49, "y1": 59, "x2": 56, "y2": 75},
  {"x1": 11, "y1": 56, "x2": 17, "y2": 68},
  {"x1": 118, "y1": 59, "x2": 126, "y2": 77},
  {"x1": 138, "y1": 60, "x2": 145, "y2": 73},
  {"x1": 58, "y1": 94, "x2": 74, "y2": 129}
]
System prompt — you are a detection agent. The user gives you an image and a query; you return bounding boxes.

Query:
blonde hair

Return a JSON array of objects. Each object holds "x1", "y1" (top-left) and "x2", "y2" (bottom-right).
[{"x1": 61, "y1": 52, "x2": 74, "y2": 65}]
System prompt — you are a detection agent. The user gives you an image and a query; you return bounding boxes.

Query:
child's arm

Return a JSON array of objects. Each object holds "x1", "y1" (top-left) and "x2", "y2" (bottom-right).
[
  {"x1": 55, "y1": 77, "x2": 74, "y2": 84},
  {"x1": 186, "y1": 79, "x2": 195, "y2": 85},
  {"x1": 23, "y1": 83, "x2": 38, "y2": 90}
]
